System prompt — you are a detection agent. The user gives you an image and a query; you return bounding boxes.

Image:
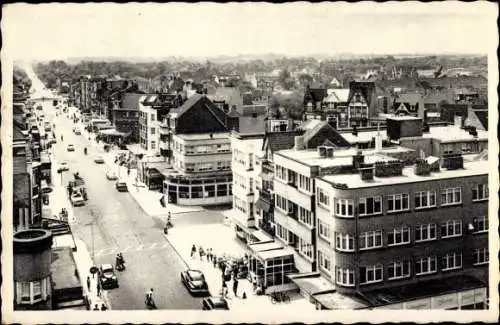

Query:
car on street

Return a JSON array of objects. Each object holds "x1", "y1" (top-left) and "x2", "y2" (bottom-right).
[
  {"x1": 70, "y1": 192, "x2": 85, "y2": 206},
  {"x1": 180, "y1": 270, "x2": 209, "y2": 295},
  {"x1": 58, "y1": 161, "x2": 69, "y2": 172},
  {"x1": 73, "y1": 127, "x2": 81, "y2": 135},
  {"x1": 201, "y1": 297, "x2": 229, "y2": 310},
  {"x1": 67, "y1": 144, "x2": 75, "y2": 152},
  {"x1": 94, "y1": 156, "x2": 105, "y2": 164},
  {"x1": 106, "y1": 170, "x2": 118, "y2": 180},
  {"x1": 99, "y1": 264, "x2": 119, "y2": 289},
  {"x1": 115, "y1": 181, "x2": 128, "y2": 192}
]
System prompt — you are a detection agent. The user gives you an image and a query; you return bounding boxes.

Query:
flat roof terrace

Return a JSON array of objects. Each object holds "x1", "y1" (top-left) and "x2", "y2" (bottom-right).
[{"x1": 321, "y1": 159, "x2": 488, "y2": 189}]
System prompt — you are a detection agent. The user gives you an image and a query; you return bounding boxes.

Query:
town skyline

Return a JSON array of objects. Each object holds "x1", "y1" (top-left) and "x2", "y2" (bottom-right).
[{"x1": 3, "y1": 2, "x2": 497, "y2": 61}]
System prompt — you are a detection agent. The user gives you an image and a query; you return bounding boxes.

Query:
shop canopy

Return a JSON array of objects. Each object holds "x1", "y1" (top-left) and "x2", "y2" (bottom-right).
[
  {"x1": 248, "y1": 241, "x2": 295, "y2": 262},
  {"x1": 98, "y1": 128, "x2": 129, "y2": 137}
]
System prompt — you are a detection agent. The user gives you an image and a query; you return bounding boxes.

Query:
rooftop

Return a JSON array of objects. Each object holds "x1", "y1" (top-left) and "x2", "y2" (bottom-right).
[
  {"x1": 277, "y1": 147, "x2": 412, "y2": 169},
  {"x1": 50, "y1": 247, "x2": 82, "y2": 291},
  {"x1": 340, "y1": 129, "x2": 388, "y2": 144},
  {"x1": 321, "y1": 159, "x2": 488, "y2": 189},
  {"x1": 419, "y1": 125, "x2": 488, "y2": 143},
  {"x1": 175, "y1": 132, "x2": 230, "y2": 141}
]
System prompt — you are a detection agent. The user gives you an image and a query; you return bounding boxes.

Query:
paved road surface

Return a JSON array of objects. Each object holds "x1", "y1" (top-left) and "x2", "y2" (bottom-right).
[{"x1": 27, "y1": 69, "x2": 202, "y2": 310}]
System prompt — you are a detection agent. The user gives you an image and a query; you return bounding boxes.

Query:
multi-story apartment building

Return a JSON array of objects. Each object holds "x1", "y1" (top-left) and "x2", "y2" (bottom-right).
[
  {"x1": 229, "y1": 131, "x2": 265, "y2": 242},
  {"x1": 251, "y1": 119, "x2": 489, "y2": 309},
  {"x1": 139, "y1": 93, "x2": 182, "y2": 156},
  {"x1": 161, "y1": 94, "x2": 240, "y2": 206}
]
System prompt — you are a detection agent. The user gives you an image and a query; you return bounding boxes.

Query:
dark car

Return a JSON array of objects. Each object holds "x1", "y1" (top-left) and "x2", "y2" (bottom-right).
[
  {"x1": 115, "y1": 181, "x2": 128, "y2": 192},
  {"x1": 94, "y1": 156, "x2": 105, "y2": 164},
  {"x1": 181, "y1": 270, "x2": 209, "y2": 295},
  {"x1": 99, "y1": 264, "x2": 119, "y2": 289},
  {"x1": 202, "y1": 297, "x2": 229, "y2": 310}
]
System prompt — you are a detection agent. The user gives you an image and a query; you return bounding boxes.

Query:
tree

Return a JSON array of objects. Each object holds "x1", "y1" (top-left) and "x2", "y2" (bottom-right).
[
  {"x1": 270, "y1": 90, "x2": 304, "y2": 119},
  {"x1": 278, "y1": 68, "x2": 295, "y2": 90},
  {"x1": 298, "y1": 73, "x2": 313, "y2": 87}
]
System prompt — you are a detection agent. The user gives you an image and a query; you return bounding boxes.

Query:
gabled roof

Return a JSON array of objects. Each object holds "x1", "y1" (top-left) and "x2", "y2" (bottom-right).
[
  {"x1": 306, "y1": 87, "x2": 328, "y2": 103},
  {"x1": 170, "y1": 93, "x2": 205, "y2": 118},
  {"x1": 302, "y1": 121, "x2": 350, "y2": 148},
  {"x1": 324, "y1": 89, "x2": 350, "y2": 103},
  {"x1": 394, "y1": 93, "x2": 422, "y2": 105},
  {"x1": 263, "y1": 130, "x2": 304, "y2": 152},
  {"x1": 466, "y1": 109, "x2": 488, "y2": 131},
  {"x1": 120, "y1": 93, "x2": 145, "y2": 111}
]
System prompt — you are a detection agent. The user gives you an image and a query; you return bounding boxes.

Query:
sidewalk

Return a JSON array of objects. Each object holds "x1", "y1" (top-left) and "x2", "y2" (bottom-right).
[{"x1": 165, "y1": 223, "x2": 315, "y2": 312}]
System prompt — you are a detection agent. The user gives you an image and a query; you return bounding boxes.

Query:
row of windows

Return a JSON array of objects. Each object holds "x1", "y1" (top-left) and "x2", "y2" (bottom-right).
[
  {"x1": 333, "y1": 249, "x2": 488, "y2": 287},
  {"x1": 316, "y1": 185, "x2": 488, "y2": 218},
  {"x1": 174, "y1": 160, "x2": 231, "y2": 172},
  {"x1": 275, "y1": 194, "x2": 313, "y2": 227},
  {"x1": 275, "y1": 165, "x2": 312, "y2": 193},
  {"x1": 321, "y1": 217, "x2": 488, "y2": 251}
]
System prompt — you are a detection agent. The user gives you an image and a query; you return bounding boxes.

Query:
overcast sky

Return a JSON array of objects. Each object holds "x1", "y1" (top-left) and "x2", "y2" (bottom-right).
[{"x1": 3, "y1": 2, "x2": 498, "y2": 61}]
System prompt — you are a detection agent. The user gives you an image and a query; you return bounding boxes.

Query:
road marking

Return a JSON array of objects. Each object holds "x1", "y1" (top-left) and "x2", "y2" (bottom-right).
[{"x1": 93, "y1": 241, "x2": 170, "y2": 257}]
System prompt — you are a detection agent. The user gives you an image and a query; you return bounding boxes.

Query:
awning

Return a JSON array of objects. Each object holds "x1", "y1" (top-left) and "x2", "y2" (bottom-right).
[
  {"x1": 248, "y1": 241, "x2": 283, "y2": 253},
  {"x1": 256, "y1": 247, "x2": 295, "y2": 261},
  {"x1": 288, "y1": 273, "x2": 336, "y2": 295},
  {"x1": 99, "y1": 128, "x2": 128, "y2": 136},
  {"x1": 249, "y1": 229, "x2": 274, "y2": 244},
  {"x1": 256, "y1": 197, "x2": 271, "y2": 212}
]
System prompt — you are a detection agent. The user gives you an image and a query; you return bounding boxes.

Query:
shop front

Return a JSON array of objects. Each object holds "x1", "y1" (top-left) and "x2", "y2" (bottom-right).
[
  {"x1": 247, "y1": 241, "x2": 297, "y2": 293},
  {"x1": 163, "y1": 174, "x2": 233, "y2": 206},
  {"x1": 144, "y1": 167, "x2": 165, "y2": 191}
]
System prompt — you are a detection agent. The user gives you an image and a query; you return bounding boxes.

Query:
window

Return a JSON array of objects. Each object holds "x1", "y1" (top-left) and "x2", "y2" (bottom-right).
[
  {"x1": 359, "y1": 264, "x2": 383, "y2": 284},
  {"x1": 318, "y1": 188, "x2": 330, "y2": 207},
  {"x1": 461, "y1": 143, "x2": 471, "y2": 153},
  {"x1": 275, "y1": 194, "x2": 287, "y2": 212},
  {"x1": 335, "y1": 233, "x2": 355, "y2": 252},
  {"x1": 298, "y1": 238, "x2": 313, "y2": 260},
  {"x1": 298, "y1": 207, "x2": 312, "y2": 226},
  {"x1": 336, "y1": 267, "x2": 355, "y2": 287},
  {"x1": 318, "y1": 250, "x2": 331, "y2": 273},
  {"x1": 440, "y1": 187, "x2": 462, "y2": 206},
  {"x1": 415, "y1": 224, "x2": 437, "y2": 242},
  {"x1": 318, "y1": 219, "x2": 331, "y2": 241},
  {"x1": 276, "y1": 223, "x2": 289, "y2": 242},
  {"x1": 19, "y1": 282, "x2": 30, "y2": 302},
  {"x1": 185, "y1": 163, "x2": 195, "y2": 172},
  {"x1": 150, "y1": 127, "x2": 156, "y2": 135},
  {"x1": 473, "y1": 216, "x2": 488, "y2": 233},
  {"x1": 387, "y1": 193, "x2": 409, "y2": 212},
  {"x1": 198, "y1": 162, "x2": 212, "y2": 172},
  {"x1": 441, "y1": 252, "x2": 462, "y2": 271},
  {"x1": 151, "y1": 141, "x2": 156, "y2": 150},
  {"x1": 359, "y1": 230, "x2": 383, "y2": 250},
  {"x1": 335, "y1": 199, "x2": 354, "y2": 217},
  {"x1": 388, "y1": 261, "x2": 411, "y2": 280},
  {"x1": 275, "y1": 165, "x2": 287, "y2": 181},
  {"x1": 415, "y1": 256, "x2": 437, "y2": 275},
  {"x1": 442, "y1": 144, "x2": 453, "y2": 155},
  {"x1": 358, "y1": 196, "x2": 382, "y2": 216},
  {"x1": 298, "y1": 174, "x2": 311, "y2": 192},
  {"x1": 388, "y1": 227, "x2": 411, "y2": 246},
  {"x1": 414, "y1": 191, "x2": 436, "y2": 209},
  {"x1": 472, "y1": 184, "x2": 489, "y2": 201},
  {"x1": 441, "y1": 220, "x2": 462, "y2": 238},
  {"x1": 473, "y1": 248, "x2": 489, "y2": 265}
]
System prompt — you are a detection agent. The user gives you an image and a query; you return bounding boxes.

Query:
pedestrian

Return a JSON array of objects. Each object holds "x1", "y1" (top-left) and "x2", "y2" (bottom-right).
[
  {"x1": 199, "y1": 246, "x2": 205, "y2": 261},
  {"x1": 222, "y1": 281, "x2": 228, "y2": 298},
  {"x1": 212, "y1": 254, "x2": 217, "y2": 267},
  {"x1": 190, "y1": 244, "x2": 196, "y2": 258},
  {"x1": 206, "y1": 248, "x2": 211, "y2": 262},
  {"x1": 97, "y1": 282, "x2": 101, "y2": 296},
  {"x1": 93, "y1": 304, "x2": 99, "y2": 311},
  {"x1": 86, "y1": 276, "x2": 91, "y2": 291},
  {"x1": 233, "y1": 278, "x2": 239, "y2": 297},
  {"x1": 101, "y1": 304, "x2": 107, "y2": 311}
]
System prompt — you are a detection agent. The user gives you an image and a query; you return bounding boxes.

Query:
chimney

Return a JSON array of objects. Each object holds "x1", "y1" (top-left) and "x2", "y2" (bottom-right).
[
  {"x1": 318, "y1": 146, "x2": 327, "y2": 157},
  {"x1": 375, "y1": 123, "x2": 383, "y2": 153},
  {"x1": 359, "y1": 165, "x2": 374, "y2": 181},
  {"x1": 294, "y1": 136, "x2": 305, "y2": 150},
  {"x1": 454, "y1": 115, "x2": 463, "y2": 128},
  {"x1": 287, "y1": 118, "x2": 294, "y2": 131},
  {"x1": 352, "y1": 150, "x2": 364, "y2": 170}
]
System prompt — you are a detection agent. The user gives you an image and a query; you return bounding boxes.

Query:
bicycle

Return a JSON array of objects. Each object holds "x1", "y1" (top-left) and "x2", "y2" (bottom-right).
[{"x1": 270, "y1": 291, "x2": 291, "y2": 304}]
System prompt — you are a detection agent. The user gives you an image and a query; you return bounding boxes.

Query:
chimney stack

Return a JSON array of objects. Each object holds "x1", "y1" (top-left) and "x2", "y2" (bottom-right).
[{"x1": 375, "y1": 123, "x2": 383, "y2": 152}]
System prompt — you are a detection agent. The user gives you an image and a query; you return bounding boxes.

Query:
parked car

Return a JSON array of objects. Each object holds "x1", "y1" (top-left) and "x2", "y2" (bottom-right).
[
  {"x1": 70, "y1": 192, "x2": 85, "y2": 206},
  {"x1": 181, "y1": 270, "x2": 209, "y2": 295},
  {"x1": 67, "y1": 144, "x2": 75, "y2": 152},
  {"x1": 201, "y1": 297, "x2": 229, "y2": 310},
  {"x1": 74, "y1": 128, "x2": 81, "y2": 135},
  {"x1": 106, "y1": 171, "x2": 118, "y2": 180},
  {"x1": 58, "y1": 161, "x2": 69, "y2": 172},
  {"x1": 99, "y1": 264, "x2": 119, "y2": 289},
  {"x1": 115, "y1": 181, "x2": 128, "y2": 192},
  {"x1": 94, "y1": 156, "x2": 105, "y2": 164}
]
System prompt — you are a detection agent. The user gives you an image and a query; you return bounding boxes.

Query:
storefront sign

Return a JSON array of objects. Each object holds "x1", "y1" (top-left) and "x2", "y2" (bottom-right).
[
  {"x1": 404, "y1": 298, "x2": 431, "y2": 309},
  {"x1": 431, "y1": 293, "x2": 458, "y2": 309}
]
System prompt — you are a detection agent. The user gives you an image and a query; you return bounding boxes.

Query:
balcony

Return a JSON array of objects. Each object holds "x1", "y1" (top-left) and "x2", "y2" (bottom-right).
[
  {"x1": 262, "y1": 160, "x2": 274, "y2": 174},
  {"x1": 258, "y1": 220, "x2": 276, "y2": 237}
]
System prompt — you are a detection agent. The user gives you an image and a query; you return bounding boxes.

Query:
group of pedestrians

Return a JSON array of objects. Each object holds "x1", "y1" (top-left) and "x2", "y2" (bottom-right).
[
  {"x1": 189, "y1": 244, "x2": 247, "y2": 300},
  {"x1": 86, "y1": 275, "x2": 108, "y2": 311}
]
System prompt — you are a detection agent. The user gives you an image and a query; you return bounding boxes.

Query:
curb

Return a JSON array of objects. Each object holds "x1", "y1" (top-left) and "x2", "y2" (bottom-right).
[{"x1": 161, "y1": 233, "x2": 190, "y2": 269}]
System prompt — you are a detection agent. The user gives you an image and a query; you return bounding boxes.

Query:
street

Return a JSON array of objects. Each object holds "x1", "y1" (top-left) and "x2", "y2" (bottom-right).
[{"x1": 26, "y1": 68, "x2": 203, "y2": 310}]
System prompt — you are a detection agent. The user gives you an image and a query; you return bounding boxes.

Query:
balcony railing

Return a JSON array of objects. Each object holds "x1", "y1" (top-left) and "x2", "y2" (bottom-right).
[{"x1": 258, "y1": 220, "x2": 275, "y2": 237}]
